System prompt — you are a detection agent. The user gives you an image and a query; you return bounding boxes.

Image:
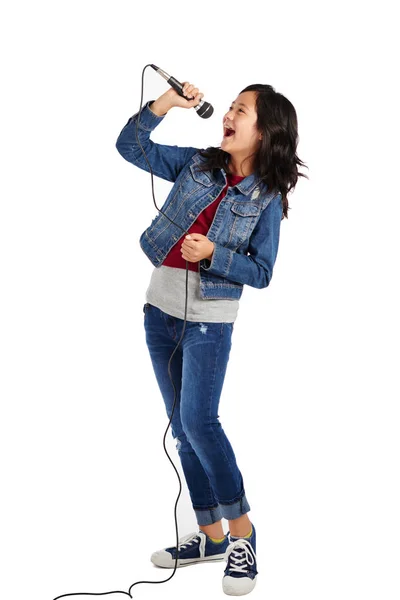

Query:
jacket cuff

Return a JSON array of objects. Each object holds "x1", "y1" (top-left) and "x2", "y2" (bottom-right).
[
  {"x1": 128, "y1": 100, "x2": 166, "y2": 132},
  {"x1": 200, "y1": 243, "x2": 231, "y2": 277}
]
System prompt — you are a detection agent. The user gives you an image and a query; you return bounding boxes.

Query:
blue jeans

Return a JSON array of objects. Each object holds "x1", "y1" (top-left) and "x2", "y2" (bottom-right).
[{"x1": 143, "y1": 302, "x2": 251, "y2": 526}]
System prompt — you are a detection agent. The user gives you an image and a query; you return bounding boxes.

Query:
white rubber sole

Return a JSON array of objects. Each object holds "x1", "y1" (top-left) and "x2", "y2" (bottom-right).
[
  {"x1": 223, "y1": 574, "x2": 257, "y2": 596},
  {"x1": 151, "y1": 549, "x2": 227, "y2": 568}
]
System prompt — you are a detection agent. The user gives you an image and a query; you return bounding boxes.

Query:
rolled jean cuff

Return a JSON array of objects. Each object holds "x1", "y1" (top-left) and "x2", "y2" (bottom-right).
[
  {"x1": 220, "y1": 493, "x2": 251, "y2": 521},
  {"x1": 194, "y1": 504, "x2": 223, "y2": 526},
  {"x1": 194, "y1": 494, "x2": 251, "y2": 526}
]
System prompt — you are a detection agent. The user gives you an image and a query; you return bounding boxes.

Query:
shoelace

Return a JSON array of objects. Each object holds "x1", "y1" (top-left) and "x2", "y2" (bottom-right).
[
  {"x1": 224, "y1": 539, "x2": 256, "y2": 573},
  {"x1": 173, "y1": 531, "x2": 207, "y2": 557}
]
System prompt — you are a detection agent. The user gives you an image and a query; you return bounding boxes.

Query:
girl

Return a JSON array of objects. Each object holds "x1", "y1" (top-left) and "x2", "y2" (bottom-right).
[{"x1": 116, "y1": 82, "x2": 307, "y2": 596}]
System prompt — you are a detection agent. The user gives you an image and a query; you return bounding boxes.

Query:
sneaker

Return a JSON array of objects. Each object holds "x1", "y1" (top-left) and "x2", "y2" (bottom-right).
[
  {"x1": 151, "y1": 529, "x2": 230, "y2": 568},
  {"x1": 222, "y1": 523, "x2": 258, "y2": 596}
]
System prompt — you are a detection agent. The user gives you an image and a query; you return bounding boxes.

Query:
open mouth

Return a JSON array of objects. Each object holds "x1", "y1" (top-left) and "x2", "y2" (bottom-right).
[{"x1": 224, "y1": 127, "x2": 235, "y2": 138}]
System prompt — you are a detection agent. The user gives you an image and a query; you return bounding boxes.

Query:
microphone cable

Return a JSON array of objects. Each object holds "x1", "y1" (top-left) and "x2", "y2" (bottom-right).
[{"x1": 52, "y1": 64, "x2": 202, "y2": 599}]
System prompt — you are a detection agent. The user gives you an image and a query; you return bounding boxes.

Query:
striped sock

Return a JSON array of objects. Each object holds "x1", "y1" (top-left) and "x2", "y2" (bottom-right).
[
  {"x1": 209, "y1": 534, "x2": 227, "y2": 543},
  {"x1": 231, "y1": 525, "x2": 252, "y2": 539},
  {"x1": 243, "y1": 525, "x2": 253, "y2": 538}
]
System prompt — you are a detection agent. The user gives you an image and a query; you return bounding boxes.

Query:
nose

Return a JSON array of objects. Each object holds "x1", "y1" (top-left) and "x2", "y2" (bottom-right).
[{"x1": 223, "y1": 110, "x2": 234, "y2": 125}]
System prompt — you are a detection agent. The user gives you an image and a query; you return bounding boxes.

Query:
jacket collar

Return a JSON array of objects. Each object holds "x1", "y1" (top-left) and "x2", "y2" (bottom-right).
[{"x1": 192, "y1": 152, "x2": 262, "y2": 196}]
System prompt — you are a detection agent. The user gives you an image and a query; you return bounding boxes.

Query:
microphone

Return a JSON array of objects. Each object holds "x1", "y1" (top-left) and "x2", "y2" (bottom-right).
[{"x1": 150, "y1": 64, "x2": 214, "y2": 119}]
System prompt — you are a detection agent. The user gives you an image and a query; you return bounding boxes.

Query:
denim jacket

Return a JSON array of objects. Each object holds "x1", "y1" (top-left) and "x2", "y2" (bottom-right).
[{"x1": 115, "y1": 100, "x2": 283, "y2": 300}]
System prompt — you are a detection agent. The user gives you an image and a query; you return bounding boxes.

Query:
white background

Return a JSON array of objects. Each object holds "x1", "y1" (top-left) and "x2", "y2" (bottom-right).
[{"x1": 1, "y1": 1, "x2": 399, "y2": 599}]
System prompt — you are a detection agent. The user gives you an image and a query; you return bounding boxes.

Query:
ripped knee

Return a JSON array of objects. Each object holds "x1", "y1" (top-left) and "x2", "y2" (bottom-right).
[{"x1": 199, "y1": 323, "x2": 208, "y2": 335}]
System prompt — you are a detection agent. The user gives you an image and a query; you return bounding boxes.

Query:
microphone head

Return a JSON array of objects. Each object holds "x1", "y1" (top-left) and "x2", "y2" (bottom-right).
[{"x1": 195, "y1": 100, "x2": 214, "y2": 119}]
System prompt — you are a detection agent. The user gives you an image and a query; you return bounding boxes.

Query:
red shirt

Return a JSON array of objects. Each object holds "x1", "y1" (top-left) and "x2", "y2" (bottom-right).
[{"x1": 162, "y1": 172, "x2": 245, "y2": 272}]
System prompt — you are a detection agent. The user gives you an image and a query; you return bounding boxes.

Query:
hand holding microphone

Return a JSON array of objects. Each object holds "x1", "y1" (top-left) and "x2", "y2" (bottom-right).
[
  {"x1": 170, "y1": 81, "x2": 205, "y2": 108},
  {"x1": 150, "y1": 64, "x2": 214, "y2": 118},
  {"x1": 150, "y1": 83, "x2": 204, "y2": 116}
]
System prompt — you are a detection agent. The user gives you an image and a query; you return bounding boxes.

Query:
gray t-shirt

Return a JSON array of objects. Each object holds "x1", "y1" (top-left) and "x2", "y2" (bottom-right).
[{"x1": 145, "y1": 265, "x2": 239, "y2": 323}]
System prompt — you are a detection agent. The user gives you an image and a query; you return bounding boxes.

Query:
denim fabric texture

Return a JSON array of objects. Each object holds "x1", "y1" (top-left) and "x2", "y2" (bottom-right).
[
  {"x1": 116, "y1": 100, "x2": 283, "y2": 300},
  {"x1": 143, "y1": 302, "x2": 251, "y2": 526}
]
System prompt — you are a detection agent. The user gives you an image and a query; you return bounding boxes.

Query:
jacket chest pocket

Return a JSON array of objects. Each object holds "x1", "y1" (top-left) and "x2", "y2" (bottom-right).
[{"x1": 226, "y1": 202, "x2": 261, "y2": 248}]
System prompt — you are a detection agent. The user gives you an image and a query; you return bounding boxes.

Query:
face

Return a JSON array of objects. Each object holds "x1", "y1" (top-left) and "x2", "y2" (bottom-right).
[{"x1": 221, "y1": 91, "x2": 262, "y2": 163}]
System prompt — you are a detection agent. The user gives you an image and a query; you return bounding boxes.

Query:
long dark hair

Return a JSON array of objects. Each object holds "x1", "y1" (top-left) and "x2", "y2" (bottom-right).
[{"x1": 196, "y1": 84, "x2": 308, "y2": 219}]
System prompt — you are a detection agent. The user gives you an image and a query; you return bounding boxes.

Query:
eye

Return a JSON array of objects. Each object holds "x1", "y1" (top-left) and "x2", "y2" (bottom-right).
[{"x1": 229, "y1": 106, "x2": 244, "y2": 113}]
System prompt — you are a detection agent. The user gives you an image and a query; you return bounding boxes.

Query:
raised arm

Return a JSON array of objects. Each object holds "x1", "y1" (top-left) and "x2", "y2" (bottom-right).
[{"x1": 115, "y1": 85, "x2": 205, "y2": 183}]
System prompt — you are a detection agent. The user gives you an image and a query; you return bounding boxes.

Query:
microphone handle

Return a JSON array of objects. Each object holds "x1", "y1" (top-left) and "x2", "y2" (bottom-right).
[
  {"x1": 167, "y1": 76, "x2": 214, "y2": 119},
  {"x1": 167, "y1": 76, "x2": 194, "y2": 99}
]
